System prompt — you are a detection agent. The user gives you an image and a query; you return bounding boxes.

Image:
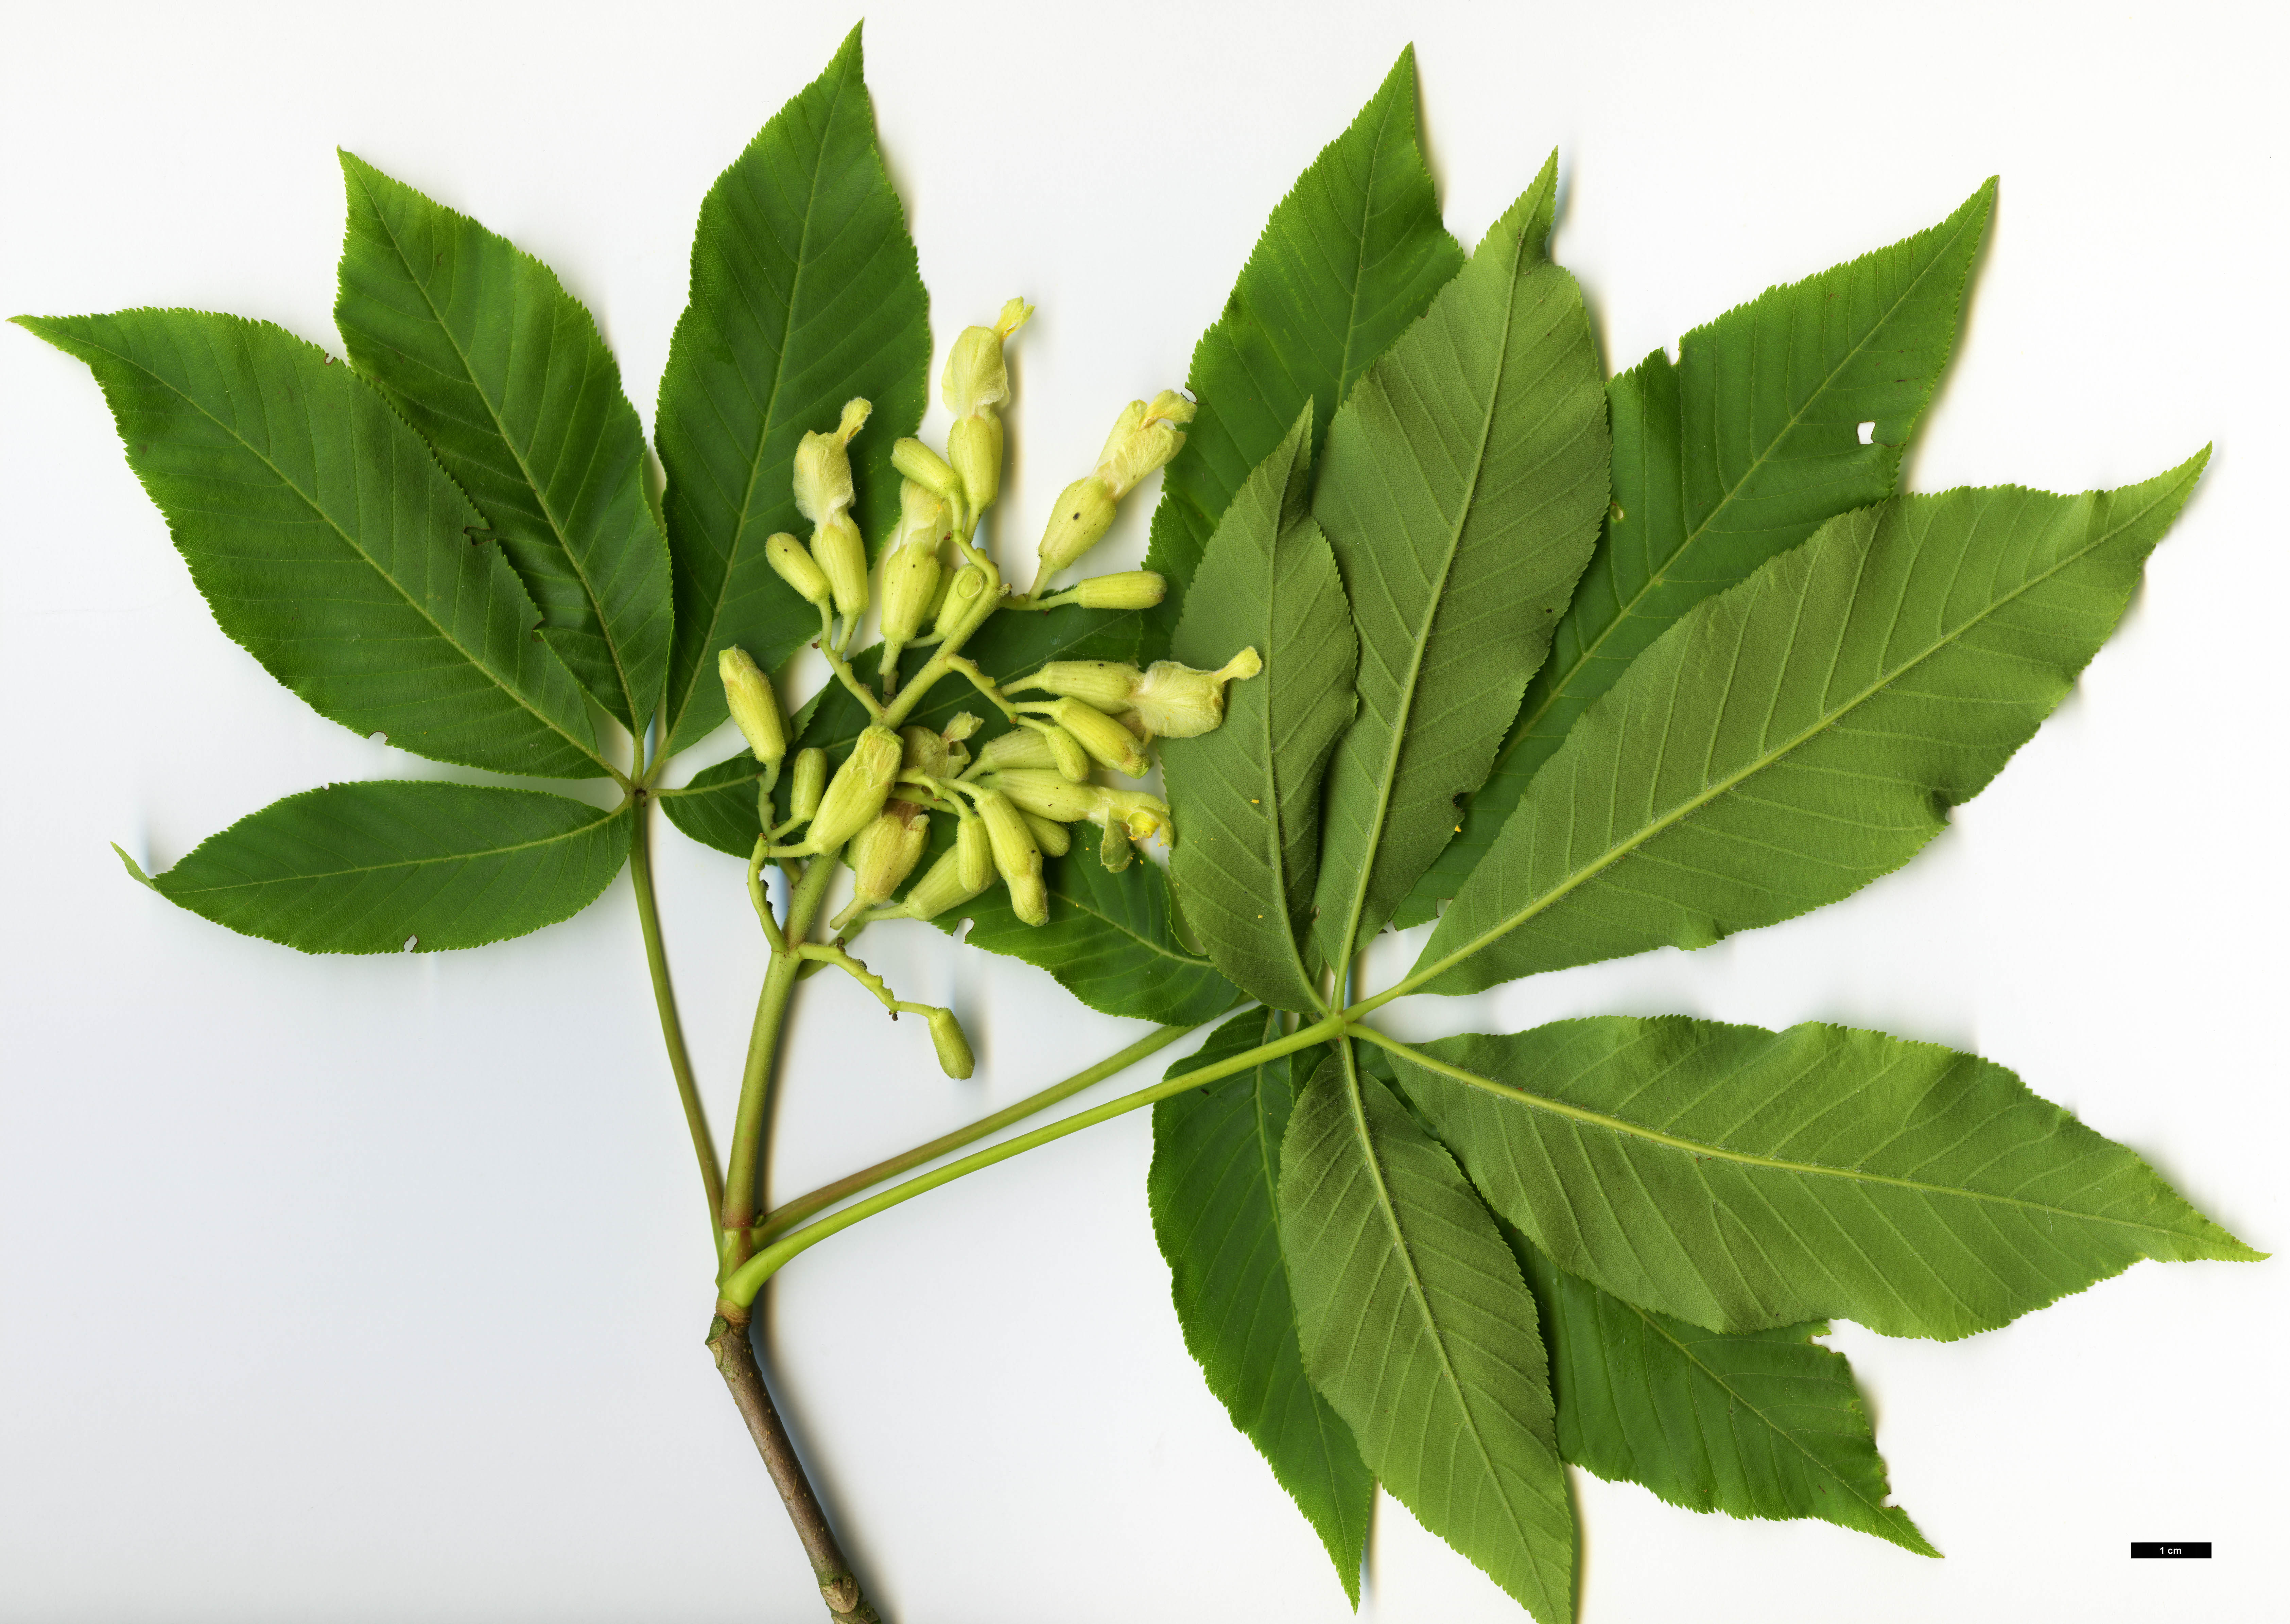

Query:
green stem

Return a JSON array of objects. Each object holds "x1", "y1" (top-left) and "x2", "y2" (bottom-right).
[
  {"x1": 720, "y1": 1011, "x2": 1348, "y2": 1306},
  {"x1": 719, "y1": 856, "x2": 840, "y2": 1262},
  {"x1": 795, "y1": 943, "x2": 936, "y2": 1017},
  {"x1": 747, "y1": 837, "x2": 787, "y2": 955},
  {"x1": 629, "y1": 794, "x2": 724, "y2": 1234},
  {"x1": 883, "y1": 563, "x2": 1002, "y2": 728},
  {"x1": 751, "y1": 1014, "x2": 1219, "y2": 1247}
]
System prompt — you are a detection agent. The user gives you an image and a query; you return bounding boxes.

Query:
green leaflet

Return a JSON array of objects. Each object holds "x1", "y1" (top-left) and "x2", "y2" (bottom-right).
[
  {"x1": 1308, "y1": 159, "x2": 1610, "y2": 969},
  {"x1": 1142, "y1": 48, "x2": 1463, "y2": 652},
  {"x1": 1398, "y1": 182, "x2": 1994, "y2": 927},
  {"x1": 1148, "y1": 1011, "x2": 1373, "y2": 1602},
  {"x1": 18, "y1": 309, "x2": 603, "y2": 778},
  {"x1": 1508, "y1": 1232, "x2": 1935, "y2": 1555},
  {"x1": 1415, "y1": 461, "x2": 2209, "y2": 995},
  {"x1": 1164, "y1": 409, "x2": 1355, "y2": 1012},
  {"x1": 1280, "y1": 1046, "x2": 1573, "y2": 1624},
  {"x1": 143, "y1": 780, "x2": 629, "y2": 953},
  {"x1": 1388, "y1": 1019, "x2": 2258, "y2": 1341},
  {"x1": 655, "y1": 24, "x2": 929, "y2": 754},
  {"x1": 658, "y1": 748, "x2": 769, "y2": 858},
  {"x1": 334, "y1": 153, "x2": 673, "y2": 732},
  {"x1": 925, "y1": 846, "x2": 1237, "y2": 1028}
]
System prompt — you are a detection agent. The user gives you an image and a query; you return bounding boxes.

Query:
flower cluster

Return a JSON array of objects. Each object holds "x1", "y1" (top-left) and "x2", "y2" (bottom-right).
[{"x1": 710, "y1": 300, "x2": 1259, "y2": 1076}]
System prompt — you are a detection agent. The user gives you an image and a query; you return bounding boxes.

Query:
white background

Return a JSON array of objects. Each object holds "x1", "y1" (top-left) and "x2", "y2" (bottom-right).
[{"x1": 3, "y1": 1, "x2": 2283, "y2": 1619}]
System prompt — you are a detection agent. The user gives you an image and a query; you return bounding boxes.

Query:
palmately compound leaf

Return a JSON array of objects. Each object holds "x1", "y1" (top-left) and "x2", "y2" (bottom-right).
[
  {"x1": 927, "y1": 845, "x2": 1238, "y2": 1028},
  {"x1": 142, "y1": 780, "x2": 630, "y2": 953},
  {"x1": 1308, "y1": 157, "x2": 1610, "y2": 970},
  {"x1": 334, "y1": 153, "x2": 674, "y2": 733},
  {"x1": 18, "y1": 309, "x2": 605, "y2": 778},
  {"x1": 1387, "y1": 1019, "x2": 2258, "y2": 1341},
  {"x1": 1165, "y1": 408, "x2": 1356, "y2": 1012},
  {"x1": 1149, "y1": 1011, "x2": 1373, "y2": 1603},
  {"x1": 1142, "y1": 46, "x2": 1463, "y2": 649},
  {"x1": 1398, "y1": 181, "x2": 1995, "y2": 926},
  {"x1": 1415, "y1": 460, "x2": 2209, "y2": 995},
  {"x1": 1507, "y1": 1230, "x2": 1935, "y2": 1555},
  {"x1": 1400, "y1": 185, "x2": 1993, "y2": 929},
  {"x1": 1280, "y1": 1046, "x2": 1573, "y2": 1624},
  {"x1": 655, "y1": 23, "x2": 929, "y2": 754}
]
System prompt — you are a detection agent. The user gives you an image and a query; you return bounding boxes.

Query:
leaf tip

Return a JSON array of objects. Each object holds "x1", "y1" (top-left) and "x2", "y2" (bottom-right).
[{"x1": 111, "y1": 842, "x2": 159, "y2": 891}]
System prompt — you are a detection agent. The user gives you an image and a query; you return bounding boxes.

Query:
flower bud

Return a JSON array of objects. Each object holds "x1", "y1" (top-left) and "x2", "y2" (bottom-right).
[
  {"x1": 1071, "y1": 570, "x2": 1166, "y2": 610},
  {"x1": 718, "y1": 646, "x2": 786, "y2": 764},
  {"x1": 765, "y1": 532, "x2": 833, "y2": 608},
  {"x1": 990, "y1": 769, "x2": 1104, "y2": 824},
  {"x1": 933, "y1": 564, "x2": 992, "y2": 637},
  {"x1": 1023, "y1": 811, "x2": 1072, "y2": 857},
  {"x1": 847, "y1": 805, "x2": 930, "y2": 910},
  {"x1": 1125, "y1": 650, "x2": 1262, "y2": 739},
  {"x1": 808, "y1": 726, "x2": 902, "y2": 851},
  {"x1": 948, "y1": 413, "x2": 1005, "y2": 512},
  {"x1": 1098, "y1": 814, "x2": 1137, "y2": 872},
  {"x1": 813, "y1": 513, "x2": 869, "y2": 618},
  {"x1": 927, "y1": 1007, "x2": 975, "y2": 1080},
  {"x1": 891, "y1": 478, "x2": 949, "y2": 549},
  {"x1": 890, "y1": 438, "x2": 962, "y2": 507},
  {"x1": 896, "y1": 845, "x2": 991, "y2": 921},
  {"x1": 1094, "y1": 390, "x2": 1195, "y2": 499},
  {"x1": 1041, "y1": 697, "x2": 1149, "y2": 778},
  {"x1": 1038, "y1": 724, "x2": 1092, "y2": 783},
  {"x1": 941, "y1": 296, "x2": 1032, "y2": 420},
  {"x1": 789, "y1": 747, "x2": 827, "y2": 822},
  {"x1": 956, "y1": 811, "x2": 994, "y2": 890},
  {"x1": 974, "y1": 728, "x2": 1059, "y2": 773},
  {"x1": 793, "y1": 398, "x2": 870, "y2": 524},
  {"x1": 880, "y1": 540, "x2": 942, "y2": 648},
  {"x1": 1009, "y1": 660, "x2": 1140, "y2": 712},
  {"x1": 1035, "y1": 476, "x2": 1118, "y2": 579},
  {"x1": 972, "y1": 788, "x2": 1048, "y2": 925}
]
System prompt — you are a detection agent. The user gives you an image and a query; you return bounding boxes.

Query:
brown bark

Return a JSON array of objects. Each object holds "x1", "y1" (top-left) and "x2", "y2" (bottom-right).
[{"x1": 708, "y1": 1311, "x2": 882, "y2": 1623}]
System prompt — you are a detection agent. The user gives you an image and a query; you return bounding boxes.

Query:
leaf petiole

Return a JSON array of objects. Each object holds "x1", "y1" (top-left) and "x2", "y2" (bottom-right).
[
  {"x1": 749, "y1": 1014, "x2": 1225, "y2": 1247},
  {"x1": 628, "y1": 796, "x2": 725, "y2": 1240},
  {"x1": 718, "y1": 1009, "x2": 1351, "y2": 1308}
]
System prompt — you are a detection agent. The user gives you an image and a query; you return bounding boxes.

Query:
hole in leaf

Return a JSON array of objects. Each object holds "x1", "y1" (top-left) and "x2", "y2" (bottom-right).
[
  {"x1": 1856, "y1": 421, "x2": 1876, "y2": 445},
  {"x1": 403, "y1": 936, "x2": 418, "y2": 952},
  {"x1": 368, "y1": 731, "x2": 388, "y2": 745}
]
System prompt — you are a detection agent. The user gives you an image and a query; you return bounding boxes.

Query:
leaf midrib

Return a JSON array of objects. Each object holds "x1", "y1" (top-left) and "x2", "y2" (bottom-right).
[
  {"x1": 1333, "y1": 1046, "x2": 1542, "y2": 1572},
  {"x1": 1329, "y1": 87, "x2": 1396, "y2": 403},
  {"x1": 1328, "y1": 226, "x2": 1528, "y2": 967},
  {"x1": 1249, "y1": 520, "x2": 1318, "y2": 1002},
  {"x1": 666, "y1": 55, "x2": 850, "y2": 746},
  {"x1": 1382, "y1": 1036, "x2": 2205, "y2": 1242},
  {"x1": 1411, "y1": 473, "x2": 2190, "y2": 996},
  {"x1": 164, "y1": 802, "x2": 624, "y2": 894},
  {"x1": 80, "y1": 323, "x2": 604, "y2": 772},
  {"x1": 1486, "y1": 207, "x2": 1980, "y2": 793},
  {"x1": 355, "y1": 169, "x2": 645, "y2": 725}
]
